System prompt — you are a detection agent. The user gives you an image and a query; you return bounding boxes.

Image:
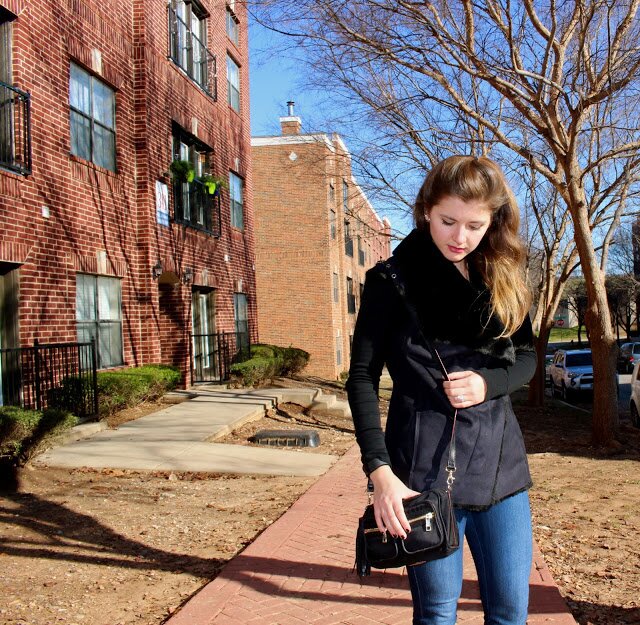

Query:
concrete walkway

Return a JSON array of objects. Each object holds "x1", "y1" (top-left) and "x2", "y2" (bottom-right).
[{"x1": 34, "y1": 386, "x2": 342, "y2": 477}]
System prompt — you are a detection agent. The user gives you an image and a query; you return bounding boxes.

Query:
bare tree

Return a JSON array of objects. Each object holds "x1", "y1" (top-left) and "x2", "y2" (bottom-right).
[{"x1": 253, "y1": 0, "x2": 640, "y2": 443}]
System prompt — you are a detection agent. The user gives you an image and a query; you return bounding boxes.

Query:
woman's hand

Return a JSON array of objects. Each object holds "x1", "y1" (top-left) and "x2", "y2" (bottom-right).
[
  {"x1": 443, "y1": 370, "x2": 487, "y2": 408},
  {"x1": 369, "y1": 465, "x2": 420, "y2": 539}
]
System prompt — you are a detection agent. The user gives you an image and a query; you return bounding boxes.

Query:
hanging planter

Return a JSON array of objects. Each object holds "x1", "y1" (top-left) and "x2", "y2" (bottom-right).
[
  {"x1": 198, "y1": 173, "x2": 228, "y2": 196},
  {"x1": 170, "y1": 159, "x2": 196, "y2": 183}
]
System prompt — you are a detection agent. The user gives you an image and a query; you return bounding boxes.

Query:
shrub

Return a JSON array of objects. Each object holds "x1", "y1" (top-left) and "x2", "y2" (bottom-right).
[
  {"x1": 0, "y1": 406, "x2": 77, "y2": 465},
  {"x1": 229, "y1": 343, "x2": 309, "y2": 387},
  {"x1": 97, "y1": 364, "x2": 181, "y2": 417}
]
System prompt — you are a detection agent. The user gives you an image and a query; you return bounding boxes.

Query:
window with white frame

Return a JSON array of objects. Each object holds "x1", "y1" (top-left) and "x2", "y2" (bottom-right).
[
  {"x1": 70, "y1": 63, "x2": 116, "y2": 171},
  {"x1": 76, "y1": 274, "x2": 123, "y2": 368},
  {"x1": 230, "y1": 171, "x2": 244, "y2": 230},
  {"x1": 333, "y1": 272, "x2": 339, "y2": 303},
  {"x1": 226, "y1": 6, "x2": 239, "y2": 45},
  {"x1": 227, "y1": 54, "x2": 240, "y2": 112}
]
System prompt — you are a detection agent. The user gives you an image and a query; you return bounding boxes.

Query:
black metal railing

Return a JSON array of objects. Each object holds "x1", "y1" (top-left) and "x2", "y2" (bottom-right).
[
  {"x1": 191, "y1": 331, "x2": 250, "y2": 383},
  {"x1": 168, "y1": 6, "x2": 217, "y2": 99},
  {"x1": 0, "y1": 339, "x2": 98, "y2": 418},
  {"x1": 173, "y1": 178, "x2": 222, "y2": 236},
  {"x1": 0, "y1": 81, "x2": 31, "y2": 175}
]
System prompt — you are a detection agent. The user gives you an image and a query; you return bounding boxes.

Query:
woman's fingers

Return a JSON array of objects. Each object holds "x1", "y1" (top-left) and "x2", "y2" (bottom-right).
[
  {"x1": 374, "y1": 490, "x2": 422, "y2": 538},
  {"x1": 443, "y1": 371, "x2": 487, "y2": 406}
]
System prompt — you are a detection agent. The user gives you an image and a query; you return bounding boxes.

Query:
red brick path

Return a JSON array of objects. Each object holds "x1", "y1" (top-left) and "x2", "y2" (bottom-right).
[{"x1": 166, "y1": 446, "x2": 577, "y2": 625}]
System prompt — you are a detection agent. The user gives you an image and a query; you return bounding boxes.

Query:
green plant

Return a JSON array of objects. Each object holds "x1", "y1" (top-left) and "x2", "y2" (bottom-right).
[
  {"x1": 198, "y1": 173, "x2": 228, "y2": 195},
  {"x1": 47, "y1": 376, "x2": 94, "y2": 416},
  {"x1": 96, "y1": 364, "x2": 181, "y2": 417},
  {"x1": 229, "y1": 343, "x2": 310, "y2": 387},
  {"x1": 170, "y1": 159, "x2": 196, "y2": 183},
  {"x1": 0, "y1": 406, "x2": 77, "y2": 466}
]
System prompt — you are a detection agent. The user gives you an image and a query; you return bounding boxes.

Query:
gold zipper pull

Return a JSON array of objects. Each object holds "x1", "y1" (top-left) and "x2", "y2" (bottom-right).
[{"x1": 382, "y1": 531, "x2": 388, "y2": 544}]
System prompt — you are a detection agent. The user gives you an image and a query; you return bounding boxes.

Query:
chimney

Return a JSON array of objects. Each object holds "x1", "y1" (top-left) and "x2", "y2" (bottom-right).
[{"x1": 280, "y1": 100, "x2": 302, "y2": 135}]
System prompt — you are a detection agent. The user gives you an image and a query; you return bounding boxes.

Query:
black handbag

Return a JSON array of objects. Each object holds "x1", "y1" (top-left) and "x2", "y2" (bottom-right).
[
  {"x1": 354, "y1": 258, "x2": 461, "y2": 577},
  {"x1": 355, "y1": 485, "x2": 459, "y2": 576},
  {"x1": 354, "y1": 391, "x2": 459, "y2": 576}
]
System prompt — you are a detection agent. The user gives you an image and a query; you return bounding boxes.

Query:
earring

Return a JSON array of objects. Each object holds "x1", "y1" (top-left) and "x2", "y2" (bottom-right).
[{"x1": 424, "y1": 214, "x2": 430, "y2": 223}]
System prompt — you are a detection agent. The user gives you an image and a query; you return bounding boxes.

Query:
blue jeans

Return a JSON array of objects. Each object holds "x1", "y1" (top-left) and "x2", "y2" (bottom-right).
[{"x1": 407, "y1": 491, "x2": 532, "y2": 625}]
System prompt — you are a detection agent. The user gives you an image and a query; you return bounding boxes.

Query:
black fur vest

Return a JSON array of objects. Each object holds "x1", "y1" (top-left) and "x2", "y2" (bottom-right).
[{"x1": 392, "y1": 228, "x2": 517, "y2": 365}]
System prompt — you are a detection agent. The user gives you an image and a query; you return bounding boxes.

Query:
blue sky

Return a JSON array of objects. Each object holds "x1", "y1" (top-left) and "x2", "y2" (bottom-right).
[{"x1": 248, "y1": 20, "x2": 313, "y2": 136}]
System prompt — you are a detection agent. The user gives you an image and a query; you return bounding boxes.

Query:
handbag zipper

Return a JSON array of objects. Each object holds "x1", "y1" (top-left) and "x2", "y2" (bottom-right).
[{"x1": 364, "y1": 512, "x2": 434, "y2": 539}]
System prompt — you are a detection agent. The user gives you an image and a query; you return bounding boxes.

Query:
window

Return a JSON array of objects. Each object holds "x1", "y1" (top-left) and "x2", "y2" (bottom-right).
[
  {"x1": 230, "y1": 171, "x2": 244, "y2": 230},
  {"x1": 344, "y1": 219, "x2": 353, "y2": 257},
  {"x1": 336, "y1": 331, "x2": 342, "y2": 367},
  {"x1": 168, "y1": 0, "x2": 216, "y2": 97},
  {"x1": 226, "y1": 7, "x2": 239, "y2": 45},
  {"x1": 346, "y1": 277, "x2": 356, "y2": 314},
  {"x1": 76, "y1": 274, "x2": 123, "y2": 368},
  {"x1": 342, "y1": 179, "x2": 348, "y2": 211},
  {"x1": 227, "y1": 55, "x2": 240, "y2": 112},
  {"x1": 333, "y1": 272, "x2": 339, "y2": 303},
  {"x1": 70, "y1": 63, "x2": 116, "y2": 171},
  {"x1": 172, "y1": 126, "x2": 220, "y2": 234},
  {"x1": 234, "y1": 292, "x2": 249, "y2": 357},
  {"x1": 330, "y1": 209, "x2": 336, "y2": 240},
  {"x1": 358, "y1": 236, "x2": 365, "y2": 266},
  {"x1": 329, "y1": 181, "x2": 335, "y2": 201}
]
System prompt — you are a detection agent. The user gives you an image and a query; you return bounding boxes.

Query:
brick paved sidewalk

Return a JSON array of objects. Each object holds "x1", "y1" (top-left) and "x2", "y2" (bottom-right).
[{"x1": 166, "y1": 445, "x2": 577, "y2": 625}]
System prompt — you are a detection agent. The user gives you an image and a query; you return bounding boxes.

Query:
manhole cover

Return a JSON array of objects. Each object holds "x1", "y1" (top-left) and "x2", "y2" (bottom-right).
[{"x1": 251, "y1": 429, "x2": 320, "y2": 448}]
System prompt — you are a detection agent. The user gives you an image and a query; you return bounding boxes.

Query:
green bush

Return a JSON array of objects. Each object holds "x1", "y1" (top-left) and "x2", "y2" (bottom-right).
[
  {"x1": 0, "y1": 406, "x2": 77, "y2": 465},
  {"x1": 47, "y1": 376, "x2": 94, "y2": 416},
  {"x1": 97, "y1": 364, "x2": 181, "y2": 417},
  {"x1": 229, "y1": 344, "x2": 309, "y2": 387}
]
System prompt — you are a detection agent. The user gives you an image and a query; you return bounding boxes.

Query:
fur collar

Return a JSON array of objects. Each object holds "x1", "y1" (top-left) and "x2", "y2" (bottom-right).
[{"x1": 391, "y1": 229, "x2": 516, "y2": 364}]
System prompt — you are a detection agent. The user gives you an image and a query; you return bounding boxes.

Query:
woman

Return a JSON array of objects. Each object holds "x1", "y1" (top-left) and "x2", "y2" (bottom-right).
[{"x1": 346, "y1": 155, "x2": 536, "y2": 625}]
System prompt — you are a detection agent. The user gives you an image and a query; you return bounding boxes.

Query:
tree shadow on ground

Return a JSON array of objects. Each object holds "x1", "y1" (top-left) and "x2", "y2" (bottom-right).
[
  {"x1": 0, "y1": 491, "x2": 221, "y2": 578},
  {"x1": 513, "y1": 393, "x2": 640, "y2": 461},
  {"x1": 567, "y1": 598, "x2": 640, "y2": 625}
]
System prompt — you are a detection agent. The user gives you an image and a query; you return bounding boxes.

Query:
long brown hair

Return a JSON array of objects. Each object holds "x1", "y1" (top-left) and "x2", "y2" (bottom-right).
[{"x1": 414, "y1": 155, "x2": 530, "y2": 336}]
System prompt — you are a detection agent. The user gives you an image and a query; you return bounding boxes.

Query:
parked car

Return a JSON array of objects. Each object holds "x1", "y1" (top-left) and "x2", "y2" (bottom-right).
[
  {"x1": 628, "y1": 362, "x2": 640, "y2": 428},
  {"x1": 617, "y1": 342, "x2": 640, "y2": 374},
  {"x1": 549, "y1": 349, "x2": 594, "y2": 400},
  {"x1": 544, "y1": 353, "x2": 554, "y2": 387}
]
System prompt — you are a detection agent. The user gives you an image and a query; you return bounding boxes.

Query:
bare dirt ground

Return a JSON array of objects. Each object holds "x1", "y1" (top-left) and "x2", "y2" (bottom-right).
[{"x1": 0, "y1": 378, "x2": 639, "y2": 625}]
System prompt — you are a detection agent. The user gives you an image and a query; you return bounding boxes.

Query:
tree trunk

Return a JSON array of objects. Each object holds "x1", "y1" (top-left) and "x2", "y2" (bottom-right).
[
  {"x1": 569, "y1": 188, "x2": 618, "y2": 445},
  {"x1": 528, "y1": 325, "x2": 551, "y2": 406}
]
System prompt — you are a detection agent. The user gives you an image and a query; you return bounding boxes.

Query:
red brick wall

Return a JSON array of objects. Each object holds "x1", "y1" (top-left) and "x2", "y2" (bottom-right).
[
  {"x1": 0, "y1": 0, "x2": 256, "y2": 386},
  {"x1": 252, "y1": 131, "x2": 391, "y2": 380}
]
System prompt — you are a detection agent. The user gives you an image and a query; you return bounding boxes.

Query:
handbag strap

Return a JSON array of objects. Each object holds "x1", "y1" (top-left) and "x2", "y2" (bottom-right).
[{"x1": 379, "y1": 257, "x2": 457, "y2": 490}]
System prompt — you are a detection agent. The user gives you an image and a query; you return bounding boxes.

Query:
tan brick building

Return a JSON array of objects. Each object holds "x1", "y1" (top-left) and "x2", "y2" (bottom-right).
[
  {"x1": 0, "y1": 0, "x2": 256, "y2": 394},
  {"x1": 252, "y1": 106, "x2": 391, "y2": 379}
]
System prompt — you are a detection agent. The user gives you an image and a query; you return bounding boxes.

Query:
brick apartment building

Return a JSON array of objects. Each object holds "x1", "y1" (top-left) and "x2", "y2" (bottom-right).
[
  {"x1": 0, "y1": 0, "x2": 256, "y2": 394},
  {"x1": 251, "y1": 105, "x2": 391, "y2": 380}
]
